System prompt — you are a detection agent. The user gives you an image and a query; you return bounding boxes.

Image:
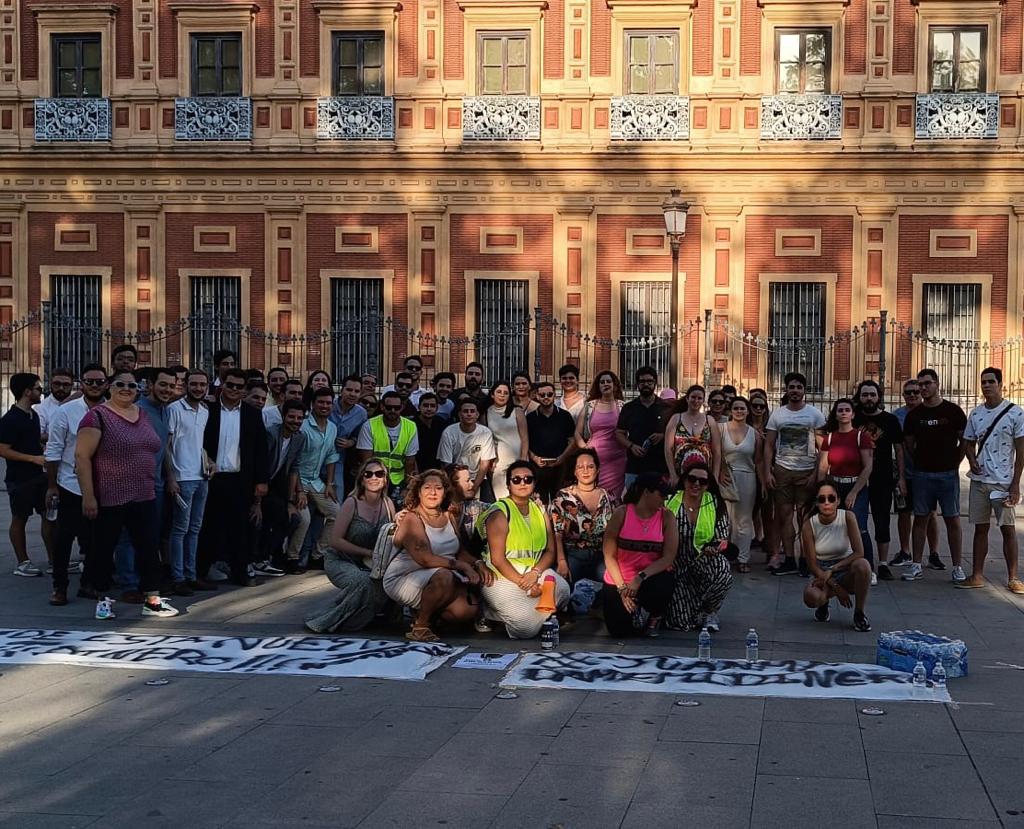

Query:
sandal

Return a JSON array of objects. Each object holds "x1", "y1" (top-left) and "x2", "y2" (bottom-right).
[
  {"x1": 737, "y1": 563, "x2": 751, "y2": 574},
  {"x1": 1008, "y1": 579, "x2": 1024, "y2": 595},
  {"x1": 405, "y1": 624, "x2": 440, "y2": 643}
]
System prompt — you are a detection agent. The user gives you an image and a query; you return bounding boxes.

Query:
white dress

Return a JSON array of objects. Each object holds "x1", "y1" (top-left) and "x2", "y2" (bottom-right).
[{"x1": 488, "y1": 406, "x2": 522, "y2": 499}]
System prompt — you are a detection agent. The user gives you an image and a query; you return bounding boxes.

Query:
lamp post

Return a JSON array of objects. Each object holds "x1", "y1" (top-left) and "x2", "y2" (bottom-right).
[{"x1": 662, "y1": 188, "x2": 690, "y2": 387}]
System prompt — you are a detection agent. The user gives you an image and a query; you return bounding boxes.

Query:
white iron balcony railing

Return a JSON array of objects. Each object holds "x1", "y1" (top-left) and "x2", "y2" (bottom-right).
[
  {"x1": 34, "y1": 98, "x2": 111, "y2": 141},
  {"x1": 462, "y1": 96, "x2": 541, "y2": 141},
  {"x1": 760, "y1": 94, "x2": 843, "y2": 140},
  {"x1": 610, "y1": 95, "x2": 690, "y2": 141},
  {"x1": 915, "y1": 93, "x2": 999, "y2": 139},
  {"x1": 174, "y1": 97, "x2": 252, "y2": 141},
  {"x1": 316, "y1": 96, "x2": 395, "y2": 140}
]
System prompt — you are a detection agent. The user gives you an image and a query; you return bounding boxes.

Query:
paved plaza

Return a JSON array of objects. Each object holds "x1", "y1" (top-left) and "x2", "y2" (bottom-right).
[{"x1": 0, "y1": 490, "x2": 1021, "y2": 829}]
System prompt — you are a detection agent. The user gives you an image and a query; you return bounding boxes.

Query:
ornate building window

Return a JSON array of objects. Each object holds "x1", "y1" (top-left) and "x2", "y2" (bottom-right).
[
  {"x1": 775, "y1": 29, "x2": 830, "y2": 94},
  {"x1": 624, "y1": 31, "x2": 678, "y2": 95},
  {"x1": 190, "y1": 33, "x2": 243, "y2": 97},
  {"x1": 52, "y1": 34, "x2": 102, "y2": 98},
  {"x1": 929, "y1": 27, "x2": 985, "y2": 93},
  {"x1": 477, "y1": 32, "x2": 530, "y2": 95},
  {"x1": 332, "y1": 32, "x2": 385, "y2": 96}
]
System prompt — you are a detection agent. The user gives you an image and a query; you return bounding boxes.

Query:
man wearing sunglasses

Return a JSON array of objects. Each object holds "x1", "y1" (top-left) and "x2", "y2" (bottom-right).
[
  {"x1": 355, "y1": 390, "x2": 419, "y2": 501},
  {"x1": 199, "y1": 368, "x2": 270, "y2": 586},
  {"x1": 261, "y1": 400, "x2": 309, "y2": 574},
  {"x1": 34, "y1": 367, "x2": 74, "y2": 443},
  {"x1": 526, "y1": 381, "x2": 577, "y2": 502},
  {"x1": 891, "y1": 379, "x2": 939, "y2": 568},
  {"x1": 382, "y1": 356, "x2": 427, "y2": 407},
  {"x1": 616, "y1": 366, "x2": 669, "y2": 489}
]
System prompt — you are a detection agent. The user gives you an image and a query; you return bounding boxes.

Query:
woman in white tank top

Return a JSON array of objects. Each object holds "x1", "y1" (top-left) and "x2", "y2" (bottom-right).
[
  {"x1": 801, "y1": 479, "x2": 872, "y2": 632},
  {"x1": 718, "y1": 397, "x2": 763, "y2": 572}
]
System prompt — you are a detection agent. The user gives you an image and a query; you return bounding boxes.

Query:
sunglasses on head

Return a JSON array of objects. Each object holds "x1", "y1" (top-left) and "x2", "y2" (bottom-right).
[
  {"x1": 112, "y1": 380, "x2": 138, "y2": 390},
  {"x1": 510, "y1": 474, "x2": 535, "y2": 485},
  {"x1": 82, "y1": 378, "x2": 106, "y2": 387},
  {"x1": 685, "y1": 474, "x2": 709, "y2": 486},
  {"x1": 362, "y1": 469, "x2": 387, "y2": 479},
  {"x1": 817, "y1": 494, "x2": 838, "y2": 504},
  {"x1": 224, "y1": 382, "x2": 245, "y2": 390}
]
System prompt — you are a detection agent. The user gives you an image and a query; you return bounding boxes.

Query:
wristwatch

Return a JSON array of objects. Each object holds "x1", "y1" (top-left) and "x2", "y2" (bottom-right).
[{"x1": 637, "y1": 571, "x2": 648, "y2": 581}]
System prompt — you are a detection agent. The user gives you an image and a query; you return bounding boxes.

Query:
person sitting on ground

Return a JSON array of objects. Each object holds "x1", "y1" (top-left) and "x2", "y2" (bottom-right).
[
  {"x1": 384, "y1": 469, "x2": 481, "y2": 642},
  {"x1": 549, "y1": 448, "x2": 616, "y2": 584},
  {"x1": 446, "y1": 462, "x2": 489, "y2": 558},
  {"x1": 801, "y1": 478, "x2": 872, "y2": 632},
  {"x1": 305, "y1": 457, "x2": 396, "y2": 634},
  {"x1": 601, "y1": 473, "x2": 678, "y2": 637},
  {"x1": 665, "y1": 457, "x2": 733, "y2": 632},
  {"x1": 478, "y1": 459, "x2": 570, "y2": 638}
]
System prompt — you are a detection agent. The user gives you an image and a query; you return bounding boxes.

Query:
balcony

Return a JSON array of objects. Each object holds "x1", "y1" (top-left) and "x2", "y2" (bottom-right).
[
  {"x1": 915, "y1": 93, "x2": 999, "y2": 139},
  {"x1": 760, "y1": 94, "x2": 842, "y2": 141},
  {"x1": 174, "y1": 97, "x2": 252, "y2": 141},
  {"x1": 34, "y1": 98, "x2": 111, "y2": 142},
  {"x1": 462, "y1": 96, "x2": 541, "y2": 141},
  {"x1": 316, "y1": 96, "x2": 395, "y2": 140},
  {"x1": 610, "y1": 95, "x2": 690, "y2": 141}
]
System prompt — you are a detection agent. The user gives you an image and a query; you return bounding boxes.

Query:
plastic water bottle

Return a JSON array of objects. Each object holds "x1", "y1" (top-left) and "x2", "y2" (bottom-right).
[
  {"x1": 45, "y1": 494, "x2": 58, "y2": 522},
  {"x1": 698, "y1": 627, "x2": 712, "y2": 661},
  {"x1": 745, "y1": 629, "x2": 759, "y2": 663},
  {"x1": 912, "y1": 660, "x2": 927, "y2": 687},
  {"x1": 540, "y1": 617, "x2": 559, "y2": 650},
  {"x1": 932, "y1": 660, "x2": 947, "y2": 689}
]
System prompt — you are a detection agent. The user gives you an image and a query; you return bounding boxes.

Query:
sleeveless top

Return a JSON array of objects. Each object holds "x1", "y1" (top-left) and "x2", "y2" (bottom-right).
[
  {"x1": 385, "y1": 516, "x2": 460, "y2": 580},
  {"x1": 673, "y1": 415, "x2": 713, "y2": 473},
  {"x1": 721, "y1": 422, "x2": 756, "y2": 473},
  {"x1": 604, "y1": 504, "x2": 666, "y2": 585},
  {"x1": 341, "y1": 498, "x2": 393, "y2": 569},
  {"x1": 810, "y1": 509, "x2": 853, "y2": 563}
]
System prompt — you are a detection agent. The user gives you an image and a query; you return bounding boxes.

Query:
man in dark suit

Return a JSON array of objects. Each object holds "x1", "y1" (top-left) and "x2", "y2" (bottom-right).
[
  {"x1": 259, "y1": 399, "x2": 308, "y2": 573},
  {"x1": 199, "y1": 367, "x2": 269, "y2": 586}
]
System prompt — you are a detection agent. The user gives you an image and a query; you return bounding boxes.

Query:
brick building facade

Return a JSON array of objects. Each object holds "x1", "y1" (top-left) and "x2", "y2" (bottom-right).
[{"x1": 0, "y1": 0, "x2": 1022, "y2": 397}]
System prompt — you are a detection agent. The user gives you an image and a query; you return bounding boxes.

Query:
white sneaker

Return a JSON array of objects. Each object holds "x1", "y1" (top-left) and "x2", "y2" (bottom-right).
[
  {"x1": 45, "y1": 564, "x2": 54, "y2": 575},
  {"x1": 13, "y1": 561, "x2": 42, "y2": 577},
  {"x1": 206, "y1": 563, "x2": 229, "y2": 582},
  {"x1": 95, "y1": 597, "x2": 116, "y2": 620},
  {"x1": 951, "y1": 566, "x2": 967, "y2": 583},
  {"x1": 901, "y1": 563, "x2": 924, "y2": 581},
  {"x1": 705, "y1": 612, "x2": 721, "y2": 632},
  {"x1": 870, "y1": 572, "x2": 878, "y2": 587},
  {"x1": 141, "y1": 597, "x2": 179, "y2": 618},
  {"x1": 67, "y1": 561, "x2": 82, "y2": 575}
]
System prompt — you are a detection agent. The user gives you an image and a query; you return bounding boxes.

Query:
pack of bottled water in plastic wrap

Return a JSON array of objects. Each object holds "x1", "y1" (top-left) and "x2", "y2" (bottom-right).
[{"x1": 876, "y1": 630, "x2": 968, "y2": 679}]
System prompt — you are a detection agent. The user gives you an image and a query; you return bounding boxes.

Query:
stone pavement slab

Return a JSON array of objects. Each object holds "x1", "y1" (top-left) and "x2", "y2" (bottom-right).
[{"x1": 751, "y1": 775, "x2": 877, "y2": 829}]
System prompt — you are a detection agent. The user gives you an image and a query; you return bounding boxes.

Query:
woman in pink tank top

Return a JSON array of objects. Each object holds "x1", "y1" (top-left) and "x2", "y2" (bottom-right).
[{"x1": 601, "y1": 473, "x2": 678, "y2": 637}]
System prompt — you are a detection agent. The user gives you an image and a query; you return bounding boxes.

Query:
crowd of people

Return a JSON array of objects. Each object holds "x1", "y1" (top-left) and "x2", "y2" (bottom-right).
[{"x1": 1, "y1": 344, "x2": 1021, "y2": 641}]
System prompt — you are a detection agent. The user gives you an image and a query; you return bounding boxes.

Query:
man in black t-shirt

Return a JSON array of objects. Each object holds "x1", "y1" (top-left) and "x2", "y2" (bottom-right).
[
  {"x1": 0, "y1": 372, "x2": 54, "y2": 577},
  {"x1": 452, "y1": 361, "x2": 490, "y2": 413},
  {"x1": 615, "y1": 366, "x2": 669, "y2": 489},
  {"x1": 854, "y1": 379, "x2": 906, "y2": 581},
  {"x1": 526, "y1": 381, "x2": 577, "y2": 502},
  {"x1": 414, "y1": 392, "x2": 448, "y2": 471}
]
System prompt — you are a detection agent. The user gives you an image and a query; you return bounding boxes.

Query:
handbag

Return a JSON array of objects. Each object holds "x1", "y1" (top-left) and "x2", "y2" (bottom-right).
[
  {"x1": 718, "y1": 470, "x2": 740, "y2": 503},
  {"x1": 369, "y1": 521, "x2": 399, "y2": 579}
]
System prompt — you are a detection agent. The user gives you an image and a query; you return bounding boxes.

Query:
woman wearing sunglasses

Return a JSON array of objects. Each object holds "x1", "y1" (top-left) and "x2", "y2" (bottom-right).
[
  {"x1": 74, "y1": 370, "x2": 178, "y2": 618},
  {"x1": 801, "y1": 479, "x2": 872, "y2": 632},
  {"x1": 385, "y1": 470, "x2": 481, "y2": 642},
  {"x1": 665, "y1": 457, "x2": 733, "y2": 632},
  {"x1": 305, "y1": 457, "x2": 396, "y2": 633},
  {"x1": 478, "y1": 460, "x2": 570, "y2": 638},
  {"x1": 601, "y1": 473, "x2": 678, "y2": 637}
]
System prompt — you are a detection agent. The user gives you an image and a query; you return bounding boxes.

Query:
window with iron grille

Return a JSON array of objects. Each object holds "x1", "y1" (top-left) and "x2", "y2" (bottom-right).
[
  {"x1": 475, "y1": 279, "x2": 529, "y2": 384},
  {"x1": 477, "y1": 32, "x2": 530, "y2": 95},
  {"x1": 190, "y1": 277, "x2": 241, "y2": 374},
  {"x1": 775, "y1": 29, "x2": 831, "y2": 93},
  {"x1": 619, "y1": 280, "x2": 671, "y2": 388},
  {"x1": 767, "y1": 282, "x2": 826, "y2": 392},
  {"x1": 929, "y1": 27, "x2": 986, "y2": 93},
  {"x1": 331, "y1": 278, "x2": 385, "y2": 380},
  {"x1": 190, "y1": 33, "x2": 243, "y2": 97},
  {"x1": 624, "y1": 31, "x2": 679, "y2": 95},
  {"x1": 332, "y1": 33, "x2": 385, "y2": 96},
  {"x1": 52, "y1": 34, "x2": 102, "y2": 98},
  {"x1": 921, "y1": 283, "x2": 980, "y2": 396},
  {"x1": 47, "y1": 275, "x2": 102, "y2": 376}
]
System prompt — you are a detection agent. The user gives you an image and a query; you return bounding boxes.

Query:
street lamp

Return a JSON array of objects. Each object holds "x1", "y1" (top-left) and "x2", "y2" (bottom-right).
[{"x1": 662, "y1": 188, "x2": 690, "y2": 387}]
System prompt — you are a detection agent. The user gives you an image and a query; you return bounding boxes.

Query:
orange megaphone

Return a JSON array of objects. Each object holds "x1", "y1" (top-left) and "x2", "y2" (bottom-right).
[{"x1": 535, "y1": 574, "x2": 557, "y2": 614}]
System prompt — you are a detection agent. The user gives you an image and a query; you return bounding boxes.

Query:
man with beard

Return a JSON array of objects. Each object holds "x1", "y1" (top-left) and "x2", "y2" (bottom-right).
[
  {"x1": 763, "y1": 372, "x2": 826, "y2": 576},
  {"x1": 526, "y1": 381, "x2": 577, "y2": 502},
  {"x1": 263, "y1": 378, "x2": 303, "y2": 428},
  {"x1": 330, "y1": 374, "x2": 368, "y2": 496},
  {"x1": 453, "y1": 362, "x2": 489, "y2": 412},
  {"x1": 44, "y1": 363, "x2": 108, "y2": 604},
  {"x1": 854, "y1": 379, "x2": 906, "y2": 581},
  {"x1": 431, "y1": 372, "x2": 456, "y2": 421},
  {"x1": 266, "y1": 367, "x2": 288, "y2": 409},
  {"x1": 34, "y1": 367, "x2": 74, "y2": 442},
  {"x1": 259, "y1": 400, "x2": 308, "y2": 573},
  {"x1": 615, "y1": 365, "x2": 669, "y2": 489}
]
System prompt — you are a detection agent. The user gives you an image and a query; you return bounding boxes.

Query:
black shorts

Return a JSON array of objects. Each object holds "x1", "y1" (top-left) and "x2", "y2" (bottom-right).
[{"x1": 8, "y1": 476, "x2": 47, "y2": 521}]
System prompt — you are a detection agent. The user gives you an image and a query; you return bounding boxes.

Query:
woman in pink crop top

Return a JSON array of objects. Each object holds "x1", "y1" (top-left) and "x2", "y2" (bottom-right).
[{"x1": 601, "y1": 473, "x2": 678, "y2": 637}]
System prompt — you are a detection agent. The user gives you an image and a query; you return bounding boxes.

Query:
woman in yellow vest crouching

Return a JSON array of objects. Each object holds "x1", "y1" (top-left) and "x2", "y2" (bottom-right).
[{"x1": 477, "y1": 460, "x2": 570, "y2": 638}]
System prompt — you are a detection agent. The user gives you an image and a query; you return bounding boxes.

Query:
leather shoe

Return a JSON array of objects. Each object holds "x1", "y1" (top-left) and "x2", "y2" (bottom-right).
[
  {"x1": 49, "y1": 590, "x2": 68, "y2": 606},
  {"x1": 284, "y1": 560, "x2": 304, "y2": 575},
  {"x1": 188, "y1": 579, "x2": 218, "y2": 591}
]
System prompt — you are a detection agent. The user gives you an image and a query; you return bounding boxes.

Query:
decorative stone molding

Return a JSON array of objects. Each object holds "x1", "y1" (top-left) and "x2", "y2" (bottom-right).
[
  {"x1": 34, "y1": 99, "x2": 111, "y2": 142},
  {"x1": 610, "y1": 95, "x2": 690, "y2": 141},
  {"x1": 174, "y1": 97, "x2": 253, "y2": 140},
  {"x1": 760, "y1": 94, "x2": 842, "y2": 140},
  {"x1": 914, "y1": 93, "x2": 999, "y2": 140},
  {"x1": 316, "y1": 97, "x2": 395, "y2": 140},
  {"x1": 462, "y1": 96, "x2": 541, "y2": 140}
]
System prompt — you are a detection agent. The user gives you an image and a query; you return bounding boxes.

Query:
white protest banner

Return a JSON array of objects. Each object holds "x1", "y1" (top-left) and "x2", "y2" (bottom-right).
[
  {"x1": 452, "y1": 652, "x2": 519, "y2": 671},
  {"x1": 0, "y1": 629, "x2": 462, "y2": 681},
  {"x1": 502, "y1": 651, "x2": 952, "y2": 702}
]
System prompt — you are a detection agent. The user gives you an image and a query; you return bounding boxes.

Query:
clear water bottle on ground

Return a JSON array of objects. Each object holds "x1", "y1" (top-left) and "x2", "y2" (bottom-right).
[
  {"x1": 540, "y1": 616, "x2": 559, "y2": 650},
  {"x1": 698, "y1": 627, "x2": 712, "y2": 661},
  {"x1": 745, "y1": 629, "x2": 759, "y2": 663},
  {"x1": 45, "y1": 495, "x2": 58, "y2": 522},
  {"x1": 912, "y1": 660, "x2": 927, "y2": 687},
  {"x1": 931, "y1": 660, "x2": 947, "y2": 689}
]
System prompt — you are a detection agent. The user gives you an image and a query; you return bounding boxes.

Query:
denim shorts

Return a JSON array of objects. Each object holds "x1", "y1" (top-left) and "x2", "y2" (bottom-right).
[{"x1": 912, "y1": 470, "x2": 960, "y2": 518}]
